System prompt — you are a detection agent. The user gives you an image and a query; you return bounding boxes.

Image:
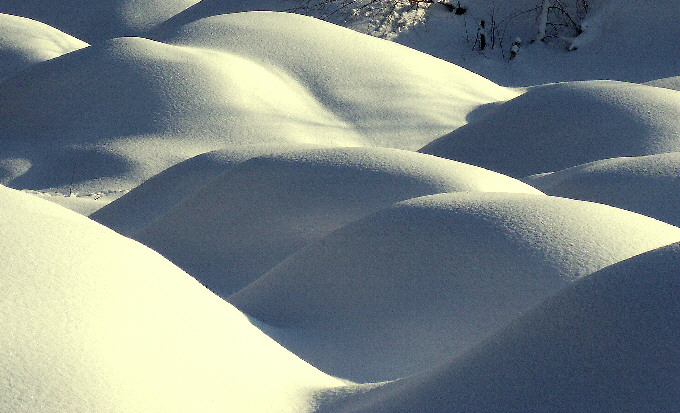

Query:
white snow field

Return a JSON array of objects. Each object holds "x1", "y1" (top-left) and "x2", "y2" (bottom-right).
[
  {"x1": 0, "y1": 12, "x2": 516, "y2": 196},
  {"x1": 156, "y1": 11, "x2": 519, "y2": 148},
  {"x1": 131, "y1": 147, "x2": 543, "y2": 297},
  {"x1": 2, "y1": 0, "x2": 680, "y2": 411},
  {"x1": 420, "y1": 80, "x2": 680, "y2": 177},
  {"x1": 0, "y1": 13, "x2": 87, "y2": 81},
  {"x1": 320, "y1": 242, "x2": 680, "y2": 412},
  {"x1": 0, "y1": 185, "x2": 345, "y2": 412},
  {"x1": 229, "y1": 192, "x2": 680, "y2": 381},
  {"x1": 0, "y1": 0, "x2": 201, "y2": 41},
  {"x1": 525, "y1": 152, "x2": 680, "y2": 227},
  {"x1": 150, "y1": 0, "x2": 292, "y2": 34},
  {"x1": 0, "y1": 35, "x2": 365, "y2": 194}
]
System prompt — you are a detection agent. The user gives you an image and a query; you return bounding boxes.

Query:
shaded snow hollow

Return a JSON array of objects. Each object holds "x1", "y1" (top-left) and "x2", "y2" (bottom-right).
[
  {"x1": 0, "y1": 0, "x2": 201, "y2": 41},
  {"x1": 421, "y1": 80, "x2": 680, "y2": 177},
  {"x1": 229, "y1": 192, "x2": 680, "y2": 381},
  {"x1": 0, "y1": 12, "x2": 87, "y2": 81},
  {"x1": 131, "y1": 147, "x2": 541, "y2": 297},
  {"x1": 322, "y1": 242, "x2": 680, "y2": 412}
]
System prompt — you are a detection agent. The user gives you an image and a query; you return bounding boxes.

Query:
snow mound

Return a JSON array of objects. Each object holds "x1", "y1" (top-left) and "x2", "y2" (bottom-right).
[
  {"x1": 0, "y1": 36, "x2": 362, "y2": 193},
  {"x1": 229, "y1": 192, "x2": 680, "y2": 381},
  {"x1": 156, "y1": 11, "x2": 520, "y2": 149},
  {"x1": 646, "y1": 75, "x2": 680, "y2": 91},
  {"x1": 524, "y1": 152, "x2": 680, "y2": 227},
  {"x1": 0, "y1": 0, "x2": 200, "y2": 41},
  {"x1": 420, "y1": 80, "x2": 680, "y2": 177},
  {"x1": 0, "y1": 13, "x2": 87, "y2": 81},
  {"x1": 0, "y1": 185, "x2": 344, "y2": 412},
  {"x1": 90, "y1": 145, "x2": 318, "y2": 236},
  {"x1": 133, "y1": 147, "x2": 542, "y2": 297},
  {"x1": 328, "y1": 242, "x2": 680, "y2": 412},
  {"x1": 151, "y1": 0, "x2": 291, "y2": 34}
]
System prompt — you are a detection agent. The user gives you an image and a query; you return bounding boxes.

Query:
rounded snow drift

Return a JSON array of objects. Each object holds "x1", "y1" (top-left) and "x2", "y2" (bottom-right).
[
  {"x1": 420, "y1": 80, "x2": 680, "y2": 177},
  {"x1": 134, "y1": 147, "x2": 542, "y2": 297},
  {"x1": 525, "y1": 152, "x2": 680, "y2": 227},
  {"x1": 0, "y1": 36, "x2": 360, "y2": 192},
  {"x1": 0, "y1": 13, "x2": 87, "y2": 81},
  {"x1": 0, "y1": 185, "x2": 342, "y2": 412},
  {"x1": 329, "y1": 242, "x2": 680, "y2": 412},
  {"x1": 230, "y1": 192, "x2": 680, "y2": 381}
]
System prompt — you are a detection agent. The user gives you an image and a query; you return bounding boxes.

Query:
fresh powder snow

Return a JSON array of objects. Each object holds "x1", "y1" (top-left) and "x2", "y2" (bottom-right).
[{"x1": 2, "y1": 0, "x2": 680, "y2": 411}]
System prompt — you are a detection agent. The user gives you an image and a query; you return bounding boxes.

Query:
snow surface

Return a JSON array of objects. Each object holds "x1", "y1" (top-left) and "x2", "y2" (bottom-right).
[
  {"x1": 0, "y1": 13, "x2": 87, "y2": 81},
  {"x1": 0, "y1": 36, "x2": 364, "y2": 193},
  {"x1": 421, "y1": 80, "x2": 680, "y2": 177},
  {"x1": 0, "y1": 0, "x2": 200, "y2": 41},
  {"x1": 2, "y1": 0, "x2": 680, "y2": 411},
  {"x1": 525, "y1": 152, "x2": 680, "y2": 227},
  {"x1": 89, "y1": 145, "x2": 317, "y2": 236},
  {"x1": 392, "y1": 0, "x2": 680, "y2": 86},
  {"x1": 150, "y1": 0, "x2": 292, "y2": 34},
  {"x1": 132, "y1": 147, "x2": 542, "y2": 297},
  {"x1": 322, "y1": 241, "x2": 680, "y2": 412},
  {"x1": 25, "y1": 190, "x2": 125, "y2": 216},
  {"x1": 0, "y1": 185, "x2": 345, "y2": 412},
  {"x1": 229, "y1": 192, "x2": 680, "y2": 381},
  {"x1": 646, "y1": 75, "x2": 680, "y2": 91},
  {"x1": 156, "y1": 11, "x2": 519, "y2": 148},
  {"x1": 0, "y1": 12, "x2": 516, "y2": 195}
]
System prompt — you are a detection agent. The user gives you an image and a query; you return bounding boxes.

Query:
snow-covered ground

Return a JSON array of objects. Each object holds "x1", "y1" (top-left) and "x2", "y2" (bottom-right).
[{"x1": 2, "y1": 0, "x2": 679, "y2": 411}]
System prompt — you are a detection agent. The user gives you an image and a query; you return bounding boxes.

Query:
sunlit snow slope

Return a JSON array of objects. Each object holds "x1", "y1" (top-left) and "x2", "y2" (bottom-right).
[
  {"x1": 1, "y1": 1, "x2": 679, "y2": 411},
  {"x1": 157, "y1": 11, "x2": 519, "y2": 149},
  {"x1": 0, "y1": 185, "x2": 344, "y2": 412},
  {"x1": 0, "y1": 36, "x2": 363, "y2": 193},
  {"x1": 89, "y1": 145, "x2": 316, "y2": 236},
  {"x1": 0, "y1": 13, "x2": 87, "y2": 81},
  {"x1": 0, "y1": 12, "x2": 516, "y2": 195}
]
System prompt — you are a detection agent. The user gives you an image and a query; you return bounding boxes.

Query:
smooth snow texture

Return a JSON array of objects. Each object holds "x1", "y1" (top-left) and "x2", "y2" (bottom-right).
[
  {"x1": 133, "y1": 147, "x2": 542, "y2": 297},
  {"x1": 0, "y1": 36, "x2": 362, "y2": 193},
  {"x1": 524, "y1": 152, "x2": 680, "y2": 227},
  {"x1": 229, "y1": 192, "x2": 680, "y2": 382},
  {"x1": 157, "y1": 11, "x2": 520, "y2": 149},
  {"x1": 646, "y1": 75, "x2": 680, "y2": 91},
  {"x1": 421, "y1": 80, "x2": 680, "y2": 177},
  {"x1": 2, "y1": 1, "x2": 680, "y2": 410},
  {"x1": 0, "y1": 0, "x2": 200, "y2": 41},
  {"x1": 90, "y1": 145, "x2": 319, "y2": 236},
  {"x1": 0, "y1": 185, "x2": 344, "y2": 412},
  {"x1": 326, "y1": 242, "x2": 680, "y2": 412},
  {"x1": 0, "y1": 13, "x2": 87, "y2": 81},
  {"x1": 150, "y1": 0, "x2": 291, "y2": 34}
]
